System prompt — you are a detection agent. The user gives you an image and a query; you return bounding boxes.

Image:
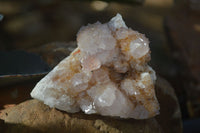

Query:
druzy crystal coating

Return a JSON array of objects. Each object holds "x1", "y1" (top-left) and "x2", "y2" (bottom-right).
[{"x1": 31, "y1": 14, "x2": 159, "y2": 119}]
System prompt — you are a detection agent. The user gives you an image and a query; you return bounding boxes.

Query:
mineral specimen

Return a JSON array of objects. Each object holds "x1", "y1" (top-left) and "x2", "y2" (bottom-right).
[{"x1": 31, "y1": 14, "x2": 160, "y2": 119}]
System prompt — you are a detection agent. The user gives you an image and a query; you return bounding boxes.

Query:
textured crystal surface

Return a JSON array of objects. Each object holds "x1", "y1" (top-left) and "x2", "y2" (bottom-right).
[{"x1": 31, "y1": 14, "x2": 160, "y2": 119}]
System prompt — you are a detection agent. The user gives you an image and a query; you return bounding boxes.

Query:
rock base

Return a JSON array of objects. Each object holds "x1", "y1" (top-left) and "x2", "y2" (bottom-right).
[{"x1": 0, "y1": 76, "x2": 182, "y2": 133}]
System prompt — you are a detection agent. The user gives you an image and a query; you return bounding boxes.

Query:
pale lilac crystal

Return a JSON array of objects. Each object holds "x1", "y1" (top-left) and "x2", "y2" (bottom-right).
[{"x1": 31, "y1": 14, "x2": 159, "y2": 119}]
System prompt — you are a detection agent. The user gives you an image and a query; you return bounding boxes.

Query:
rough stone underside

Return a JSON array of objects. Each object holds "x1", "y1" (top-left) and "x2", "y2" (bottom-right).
[{"x1": 31, "y1": 14, "x2": 160, "y2": 119}]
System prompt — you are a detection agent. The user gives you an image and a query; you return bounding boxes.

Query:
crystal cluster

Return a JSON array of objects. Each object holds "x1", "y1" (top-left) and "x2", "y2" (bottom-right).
[{"x1": 31, "y1": 14, "x2": 159, "y2": 119}]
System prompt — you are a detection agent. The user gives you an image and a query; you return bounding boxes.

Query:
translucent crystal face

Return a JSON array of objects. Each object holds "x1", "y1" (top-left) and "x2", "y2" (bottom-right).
[
  {"x1": 77, "y1": 22, "x2": 116, "y2": 55},
  {"x1": 31, "y1": 13, "x2": 160, "y2": 119}
]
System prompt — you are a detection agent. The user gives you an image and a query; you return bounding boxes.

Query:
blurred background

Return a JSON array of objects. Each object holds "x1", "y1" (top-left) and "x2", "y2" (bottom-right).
[{"x1": 0, "y1": 0, "x2": 199, "y2": 132}]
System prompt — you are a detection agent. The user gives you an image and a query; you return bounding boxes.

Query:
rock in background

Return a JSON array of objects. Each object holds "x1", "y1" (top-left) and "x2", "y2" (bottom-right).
[{"x1": 165, "y1": 0, "x2": 200, "y2": 118}]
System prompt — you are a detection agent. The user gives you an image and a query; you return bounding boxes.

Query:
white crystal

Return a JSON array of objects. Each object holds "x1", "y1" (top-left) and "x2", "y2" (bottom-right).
[
  {"x1": 121, "y1": 79, "x2": 139, "y2": 96},
  {"x1": 129, "y1": 37, "x2": 149, "y2": 59},
  {"x1": 108, "y1": 13, "x2": 128, "y2": 31},
  {"x1": 31, "y1": 13, "x2": 159, "y2": 119},
  {"x1": 70, "y1": 72, "x2": 92, "y2": 93},
  {"x1": 77, "y1": 22, "x2": 116, "y2": 55},
  {"x1": 87, "y1": 83, "x2": 116, "y2": 107}
]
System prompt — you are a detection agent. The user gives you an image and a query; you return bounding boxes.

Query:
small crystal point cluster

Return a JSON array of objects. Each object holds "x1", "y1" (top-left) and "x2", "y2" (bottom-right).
[{"x1": 31, "y1": 14, "x2": 160, "y2": 119}]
